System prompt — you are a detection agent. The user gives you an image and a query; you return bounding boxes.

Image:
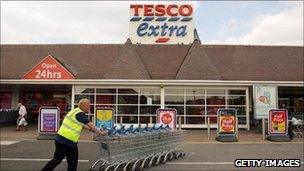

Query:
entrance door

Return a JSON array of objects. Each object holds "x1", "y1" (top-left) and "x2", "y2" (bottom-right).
[{"x1": 19, "y1": 84, "x2": 72, "y2": 122}]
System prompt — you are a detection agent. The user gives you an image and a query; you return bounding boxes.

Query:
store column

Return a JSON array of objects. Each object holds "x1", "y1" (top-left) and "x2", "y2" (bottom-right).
[{"x1": 161, "y1": 85, "x2": 165, "y2": 109}]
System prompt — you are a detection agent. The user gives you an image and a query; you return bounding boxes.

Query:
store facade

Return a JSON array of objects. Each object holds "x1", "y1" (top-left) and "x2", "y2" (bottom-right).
[{"x1": 1, "y1": 40, "x2": 303, "y2": 130}]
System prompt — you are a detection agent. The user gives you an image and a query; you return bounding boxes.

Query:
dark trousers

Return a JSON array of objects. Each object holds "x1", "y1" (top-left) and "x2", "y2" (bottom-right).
[{"x1": 41, "y1": 141, "x2": 78, "y2": 171}]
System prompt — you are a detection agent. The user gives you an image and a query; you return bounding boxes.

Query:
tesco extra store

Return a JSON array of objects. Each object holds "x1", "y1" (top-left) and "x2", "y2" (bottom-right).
[{"x1": 1, "y1": 4, "x2": 303, "y2": 129}]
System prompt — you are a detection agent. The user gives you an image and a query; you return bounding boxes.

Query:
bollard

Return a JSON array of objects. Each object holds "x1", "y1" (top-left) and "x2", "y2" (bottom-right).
[
  {"x1": 178, "y1": 117, "x2": 182, "y2": 130},
  {"x1": 207, "y1": 117, "x2": 210, "y2": 140},
  {"x1": 120, "y1": 116, "x2": 123, "y2": 125},
  {"x1": 262, "y1": 118, "x2": 265, "y2": 140},
  {"x1": 236, "y1": 117, "x2": 239, "y2": 140}
]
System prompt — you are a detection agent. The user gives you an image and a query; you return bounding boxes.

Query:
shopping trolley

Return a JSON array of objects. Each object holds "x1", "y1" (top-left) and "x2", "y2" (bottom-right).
[{"x1": 90, "y1": 124, "x2": 185, "y2": 171}]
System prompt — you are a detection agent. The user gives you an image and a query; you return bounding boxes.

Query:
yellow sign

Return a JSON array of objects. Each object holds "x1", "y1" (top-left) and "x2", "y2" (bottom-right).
[
  {"x1": 95, "y1": 108, "x2": 114, "y2": 129},
  {"x1": 96, "y1": 110, "x2": 113, "y2": 122}
]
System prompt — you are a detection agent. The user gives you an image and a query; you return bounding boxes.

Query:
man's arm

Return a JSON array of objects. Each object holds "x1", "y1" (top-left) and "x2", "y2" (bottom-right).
[{"x1": 85, "y1": 122, "x2": 107, "y2": 136}]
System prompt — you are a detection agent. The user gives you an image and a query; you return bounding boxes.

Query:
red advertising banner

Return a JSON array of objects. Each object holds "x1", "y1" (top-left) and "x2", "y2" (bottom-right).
[
  {"x1": 217, "y1": 108, "x2": 237, "y2": 135},
  {"x1": 156, "y1": 108, "x2": 177, "y2": 130},
  {"x1": 268, "y1": 109, "x2": 288, "y2": 135},
  {"x1": 23, "y1": 55, "x2": 75, "y2": 79}
]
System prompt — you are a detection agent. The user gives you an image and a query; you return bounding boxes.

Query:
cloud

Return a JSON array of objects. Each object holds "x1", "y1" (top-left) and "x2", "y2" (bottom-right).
[
  {"x1": 1, "y1": 1, "x2": 198, "y2": 44},
  {"x1": 213, "y1": 2, "x2": 303, "y2": 46}
]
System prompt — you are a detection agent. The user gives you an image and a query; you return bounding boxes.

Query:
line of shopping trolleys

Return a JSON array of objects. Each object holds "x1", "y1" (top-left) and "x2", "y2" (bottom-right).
[
  {"x1": 90, "y1": 123, "x2": 185, "y2": 171},
  {"x1": 0, "y1": 109, "x2": 18, "y2": 127}
]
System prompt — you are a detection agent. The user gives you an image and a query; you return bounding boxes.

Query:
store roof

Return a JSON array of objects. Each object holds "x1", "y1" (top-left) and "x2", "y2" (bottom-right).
[{"x1": 1, "y1": 40, "x2": 303, "y2": 81}]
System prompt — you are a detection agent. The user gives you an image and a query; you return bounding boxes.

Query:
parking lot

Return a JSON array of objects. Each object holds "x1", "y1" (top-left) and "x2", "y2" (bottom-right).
[{"x1": 0, "y1": 124, "x2": 303, "y2": 171}]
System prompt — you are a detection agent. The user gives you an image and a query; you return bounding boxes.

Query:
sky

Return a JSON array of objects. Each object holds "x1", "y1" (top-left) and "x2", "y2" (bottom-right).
[{"x1": 1, "y1": 1, "x2": 303, "y2": 46}]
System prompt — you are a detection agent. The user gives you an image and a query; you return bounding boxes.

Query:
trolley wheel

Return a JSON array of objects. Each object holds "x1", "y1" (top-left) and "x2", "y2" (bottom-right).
[
  {"x1": 114, "y1": 162, "x2": 125, "y2": 171},
  {"x1": 131, "y1": 159, "x2": 143, "y2": 171},
  {"x1": 140, "y1": 156, "x2": 151, "y2": 170},
  {"x1": 123, "y1": 160, "x2": 135, "y2": 171},
  {"x1": 168, "y1": 152, "x2": 174, "y2": 161},
  {"x1": 156, "y1": 153, "x2": 165, "y2": 165},
  {"x1": 173, "y1": 152, "x2": 181, "y2": 159},
  {"x1": 91, "y1": 159, "x2": 107, "y2": 171},
  {"x1": 180, "y1": 152, "x2": 186, "y2": 158},
  {"x1": 162, "y1": 152, "x2": 172, "y2": 164},
  {"x1": 105, "y1": 164, "x2": 115, "y2": 171},
  {"x1": 99, "y1": 165, "x2": 106, "y2": 171},
  {"x1": 147, "y1": 155, "x2": 158, "y2": 168}
]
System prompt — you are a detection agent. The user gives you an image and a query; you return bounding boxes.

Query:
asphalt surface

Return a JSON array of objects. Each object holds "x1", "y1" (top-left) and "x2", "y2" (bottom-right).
[{"x1": 1, "y1": 140, "x2": 303, "y2": 171}]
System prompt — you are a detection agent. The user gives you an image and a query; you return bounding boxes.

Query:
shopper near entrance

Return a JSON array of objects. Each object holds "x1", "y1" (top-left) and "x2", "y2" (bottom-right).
[
  {"x1": 15, "y1": 102, "x2": 28, "y2": 131},
  {"x1": 42, "y1": 98, "x2": 107, "y2": 171}
]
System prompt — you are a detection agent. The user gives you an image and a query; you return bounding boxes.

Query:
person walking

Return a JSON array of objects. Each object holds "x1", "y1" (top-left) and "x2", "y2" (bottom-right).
[
  {"x1": 15, "y1": 102, "x2": 28, "y2": 131},
  {"x1": 41, "y1": 98, "x2": 107, "y2": 171}
]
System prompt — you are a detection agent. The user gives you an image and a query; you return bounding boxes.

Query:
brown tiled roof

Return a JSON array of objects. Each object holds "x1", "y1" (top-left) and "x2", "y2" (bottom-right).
[
  {"x1": 133, "y1": 42, "x2": 191, "y2": 79},
  {"x1": 1, "y1": 41, "x2": 303, "y2": 81},
  {"x1": 104, "y1": 39, "x2": 150, "y2": 79},
  {"x1": 176, "y1": 40, "x2": 222, "y2": 80}
]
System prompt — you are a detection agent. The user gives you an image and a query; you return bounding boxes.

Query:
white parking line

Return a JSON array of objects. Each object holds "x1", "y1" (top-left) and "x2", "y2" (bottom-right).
[
  {"x1": 0, "y1": 158, "x2": 89, "y2": 162},
  {"x1": 0, "y1": 141, "x2": 19, "y2": 145}
]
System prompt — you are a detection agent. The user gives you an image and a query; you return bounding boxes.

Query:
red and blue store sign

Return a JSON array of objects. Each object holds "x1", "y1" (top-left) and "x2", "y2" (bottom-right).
[{"x1": 129, "y1": 4, "x2": 194, "y2": 44}]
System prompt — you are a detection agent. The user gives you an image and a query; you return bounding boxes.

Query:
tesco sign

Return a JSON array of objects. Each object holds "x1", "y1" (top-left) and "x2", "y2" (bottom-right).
[{"x1": 129, "y1": 4, "x2": 195, "y2": 44}]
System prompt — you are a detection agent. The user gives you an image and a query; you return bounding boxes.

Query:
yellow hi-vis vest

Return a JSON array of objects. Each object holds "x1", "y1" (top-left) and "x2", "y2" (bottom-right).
[{"x1": 58, "y1": 108, "x2": 84, "y2": 143}]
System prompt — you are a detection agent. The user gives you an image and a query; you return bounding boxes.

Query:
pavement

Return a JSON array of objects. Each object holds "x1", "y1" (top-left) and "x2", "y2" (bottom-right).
[{"x1": 1, "y1": 124, "x2": 303, "y2": 171}]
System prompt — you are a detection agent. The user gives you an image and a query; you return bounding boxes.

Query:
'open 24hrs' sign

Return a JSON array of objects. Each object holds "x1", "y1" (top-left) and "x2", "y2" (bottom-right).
[
  {"x1": 23, "y1": 55, "x2": 75, "y2": 79},
  {"x1": 129, "y1": 4, "x2": 194, "y2": 44}
]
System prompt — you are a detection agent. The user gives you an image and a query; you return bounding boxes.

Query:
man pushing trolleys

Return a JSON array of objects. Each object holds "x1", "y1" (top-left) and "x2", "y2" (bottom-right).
[{"x1": 42, "y1": 98, "x2": 108, "y2": 171}]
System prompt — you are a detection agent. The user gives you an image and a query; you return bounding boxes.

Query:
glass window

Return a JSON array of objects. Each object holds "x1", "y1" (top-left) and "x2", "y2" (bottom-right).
[
  {"x1": 228, "y1": 90, "x2": 245, "y2": 95},
  {"x1": 227, "y1": 96, "x2": 246, "y2": 105},
  {"x1": 96, "y1": 95, "x2": 116, "y2": 104},
  {"x1": 96, "y1": 105, "x2": 116, "y2": 109},
  {"x1": 165, "y1": 95, "x2": 184, "y2": 105},
  {"x1": 140, "y1": 105, "x2": 160, "y2": 115},
  {"x1": 118, "y1": 105, "x2": 138, "y2": 114},
  {"x1": 207, "y1": 106, "x2": 225, "y2": 116},
  {"x1": 186, "y1": 96, "x2": 205, "y2": 105},
  {"x1": 75, "y1": 94, "x2": 94, "y2": 104},
  {"x1": 118, "y1": 89, "x2": 139, "y2": 94},
  {"x1": 207, "y1": 96, "x2": 225, "y2": 105},
  {"x1": 165, "y1": 105, "x2": 184, "y2": 115},
  {"x1": 165, "y1": 89, "x2": 184, "y2": 95},
  {"x1": 140, "y1": 116, "x2": 155, "y2": 124},
  {"x1": 96, "y1": 88, "x2": 116, "y2": 94},
  {"x1": 237, "y1": 116, "x2": 247, "y2": 124},
  {"x1": 120, "y1": 116, "x2": 138, "y2": 123},
  {"x1": 140, "y1": 88, "x2": 160, "y2": 95},
  {"x1": 75, "y1": 87, "x2": 94, "y2": 94},
  {"x1": 228, "y1": 106, "x2": 246, "y2": 116},
  {"x1": 186, "y1": 106, "x2": 205, "y2": 115},
  {"x1": 206, "y1": 89, "x2": 225, "y2": 95},
  {"x1": 186, "y1": 89, "x2": 205, "y2": 95},
  {"x1": 140, "y1": 95, "x2": 160, "y2": 105},
  {"x1": 186, "y1": 117, "x2": 205, "y2": 124},
  {"x1": 118, "y1": 95, "x2": 138, "y2": 104}
]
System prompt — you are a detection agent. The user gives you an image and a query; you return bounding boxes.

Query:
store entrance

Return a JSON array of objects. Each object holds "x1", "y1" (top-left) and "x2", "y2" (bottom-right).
[
  {"x1": 278, "y1": 86, "x2": 304, "y2": 120},
  {"x1": 19, "y1": 84, "x2": 72, "y2": 122}
]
